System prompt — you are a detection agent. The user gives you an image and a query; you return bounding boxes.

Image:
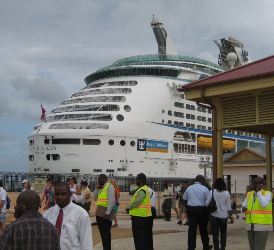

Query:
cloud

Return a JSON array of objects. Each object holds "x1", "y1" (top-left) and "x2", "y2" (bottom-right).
[{"x1": 9, "y1": 77, "x2": 68, "y2": 103}]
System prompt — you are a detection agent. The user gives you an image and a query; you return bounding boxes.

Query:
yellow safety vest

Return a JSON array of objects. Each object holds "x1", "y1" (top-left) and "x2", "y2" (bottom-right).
[
  {"x1": 246, "y1": 190, "x2": 272, "y2": 225},
  {"x1": 96, "y1": 182, "x2": 111, "y2": 207},
  {"x1": 129, "y1": 185, "x2": 152, "y2": 217}
]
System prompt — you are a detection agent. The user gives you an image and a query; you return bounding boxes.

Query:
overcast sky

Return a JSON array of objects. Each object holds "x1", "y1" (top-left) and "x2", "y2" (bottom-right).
[{"x1": 1, "y1": 0, "x2": 274, "y2": 172}]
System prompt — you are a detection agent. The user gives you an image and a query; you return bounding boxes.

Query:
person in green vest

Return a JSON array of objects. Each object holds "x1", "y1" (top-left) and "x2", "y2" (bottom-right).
[
  {"x1": 242, "y1": 176, "x2": 272, "y2": 250},
  {"x1": 94, "y1": 174, "x2": 115, "y2": 250},
  {"x1": 126, "y1": 173, "x2": 153, "y2": 250}
]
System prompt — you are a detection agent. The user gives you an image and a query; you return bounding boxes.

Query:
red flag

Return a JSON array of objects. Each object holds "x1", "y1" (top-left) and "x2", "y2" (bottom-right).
[{"x1": 40, "y1": 104, "x2": 46, "y2": 121}]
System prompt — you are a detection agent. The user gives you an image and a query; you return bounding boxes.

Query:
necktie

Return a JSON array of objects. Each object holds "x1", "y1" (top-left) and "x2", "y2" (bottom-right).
[{"x1": 55, "y1": 208, "x2": 63, "y2": 234}]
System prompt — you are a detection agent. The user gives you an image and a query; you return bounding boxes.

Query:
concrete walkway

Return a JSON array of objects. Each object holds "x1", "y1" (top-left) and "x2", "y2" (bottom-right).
[{"x1": 94, "y1": 217, "x2": 274, "y2": 250}]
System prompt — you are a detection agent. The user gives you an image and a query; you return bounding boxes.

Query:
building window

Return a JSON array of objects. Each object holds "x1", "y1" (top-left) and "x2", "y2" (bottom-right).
[
  {"x1": 108, "y1": 140, "x2": 114, "y2": 146},
  {"x1": 83, "y1": 139, "x2": 101, "y2": 145}
]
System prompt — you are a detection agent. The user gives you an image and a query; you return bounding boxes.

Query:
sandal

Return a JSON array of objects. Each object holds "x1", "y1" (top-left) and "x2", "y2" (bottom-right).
[{"x1": 112, "y1": 224, "x2": 118, "y2": 227}]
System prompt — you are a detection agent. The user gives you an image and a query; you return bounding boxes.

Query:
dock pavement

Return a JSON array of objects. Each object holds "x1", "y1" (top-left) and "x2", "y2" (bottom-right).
[{"x1": 93, "y1": 216, "x2": 274, "y2": 250}]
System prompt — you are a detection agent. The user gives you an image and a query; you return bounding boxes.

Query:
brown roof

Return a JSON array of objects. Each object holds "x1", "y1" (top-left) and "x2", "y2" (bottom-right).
[{"x1": 181, "y1": 55, "x2": 274, "y2": 91}]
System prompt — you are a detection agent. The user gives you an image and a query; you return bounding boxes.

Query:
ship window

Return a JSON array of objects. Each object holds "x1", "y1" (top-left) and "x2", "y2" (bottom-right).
[
  {"x1": 106, "y1": 169, "x2": 115, "y2": 173},
  {"x1": 168, "y1": 110, "x2": 172, "y2": 116},
  {"x1": 186, "y1": 123, "x2": 190, "y2": 127},
  {"x1": 208, "y1": 127, "x2": 212, "y2": 130},
  {"x1": 83, "y1": 139, "x2": 101, "y2": 145},
  {"x1": 46, "y1": 154, "x2": 50, "y2": 161},
  {"x1": 168, "y1": 120, "x2": 172, "y2": 125},
  {"x1": 174, "y1": 121, "x2": 178, "y2": 125},
  {"x1": 162, "y1": 120, "x2": 165, "y2": 123},
  {"x1": 130, "y1": 141, "x2": 135, "y2": 147},
  {"x1": 52, "y1": 138, "x2": 80, "y2": 144},
  {"x1": 93, "y1": 169, "x2": 102, "y2": 173},
  {"x1": 52, "y1": 154, "x2": 60, "y2": 161},
  {"x1": 117, "y1": 168, "x2": 127, "y2": 171},
  {"x1": 162, "y1": 109, "x2": 165, "y2": 114},
  {"x1": 174, "y1": 112, "x2": 184, "y2": 118},
  {"x1": 71, "y1": 88, "x2": 132, "y2": 98},
  {"x1": 44, "y1": 168, "x2": 49, "y2": 172},
  {"x1": 29, "y1": 155, "x2": 34, "y2": 161},
  {"x1": 120, "y1": 140, "x2": 126, "y2": 146},
  {"x1": 174, "y1": 102, "x2": 184, "y2": 108},
  {"x1": 29, "y1": 140, "x2": 34, "y2": 146},
  {"x1": 208, "y1": 118, "x2": 212, "y2": 123},
  {"x1": 44, "y1": 139, "x2": 50, "y2": 145},
  {"x1": 124, "y1": 105, "x2": 131, "y2": 112},
  {"x1": 108, "y1": 140, "x2": 114, "y2": 146},
  {"x1": 48, "y1": 113, "x2": 113, "y2": 122},
  {"x1": 72, "y1": 169, "x2": 80, "y2": 172},
  {"x1": 116, "y1": 114, "x2": 124, "y2": 121}
]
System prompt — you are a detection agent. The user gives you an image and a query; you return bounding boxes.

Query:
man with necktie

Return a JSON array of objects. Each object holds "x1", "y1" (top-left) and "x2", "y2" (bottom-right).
[{"x1": 44, "y1": 182, "x2": 93, "y2": 250}]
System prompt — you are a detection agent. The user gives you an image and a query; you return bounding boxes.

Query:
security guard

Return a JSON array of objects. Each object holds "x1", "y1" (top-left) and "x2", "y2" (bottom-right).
[
  {"x1": 242, "y1": 176, "x2": 272, "y2": 250},
  {"x1": 95, "y1": 174, "x2": 115, "y2": 250},
  {"x1": 126, "y1": 173, "x2": 153, "y2": 250}
]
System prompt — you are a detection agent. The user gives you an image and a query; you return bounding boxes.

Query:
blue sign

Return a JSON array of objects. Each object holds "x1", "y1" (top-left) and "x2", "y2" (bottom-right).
[{"x1": 137, "y1": 139, "x2": 168, "y2": 153}]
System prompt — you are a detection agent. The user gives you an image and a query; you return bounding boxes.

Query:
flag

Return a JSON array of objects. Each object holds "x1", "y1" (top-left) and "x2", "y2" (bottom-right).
[{"x1": 40, "y1": 104, "x2": 46, "y2": 121}]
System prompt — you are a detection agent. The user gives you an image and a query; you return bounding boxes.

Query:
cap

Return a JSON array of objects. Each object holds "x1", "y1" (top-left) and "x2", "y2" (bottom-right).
[{"x1": 21, "y1": 179, "x2": 29, "y2": 184}]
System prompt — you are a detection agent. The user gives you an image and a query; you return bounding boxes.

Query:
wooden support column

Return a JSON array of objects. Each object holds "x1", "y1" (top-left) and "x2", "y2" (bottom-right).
[
  {"x1": 212, "y1": 98, "x2": 223, "y2": 181},
  {"x1": 266, "y1": 135, "x2": 272, "y2": 191}
]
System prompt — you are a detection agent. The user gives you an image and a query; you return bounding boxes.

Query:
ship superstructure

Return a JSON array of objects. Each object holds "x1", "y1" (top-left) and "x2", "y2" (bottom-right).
[{"x1": 28, "y1": 18, "x2": 263, "y2": 178}]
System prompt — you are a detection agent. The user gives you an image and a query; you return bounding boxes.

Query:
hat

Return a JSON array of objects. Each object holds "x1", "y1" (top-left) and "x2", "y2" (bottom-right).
[{"x1": 21, "y1": 179, "x2": 29, "y2": 184}]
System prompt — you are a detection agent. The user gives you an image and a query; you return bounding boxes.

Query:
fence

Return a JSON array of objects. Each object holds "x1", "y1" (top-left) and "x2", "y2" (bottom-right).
[{"x1": 0, "y1": 172, "x2": 194, "y2": 192}]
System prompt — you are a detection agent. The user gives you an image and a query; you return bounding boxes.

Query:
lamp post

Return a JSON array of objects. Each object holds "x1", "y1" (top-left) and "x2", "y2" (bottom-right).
[{"x1": 199, "y1": 156, "x2": 212, "y2": 178}]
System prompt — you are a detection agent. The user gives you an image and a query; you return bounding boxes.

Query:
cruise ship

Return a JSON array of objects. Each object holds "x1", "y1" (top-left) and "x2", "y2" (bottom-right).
[{"x1": 28, "y1": 17, "x2": 264, "y2": 179}]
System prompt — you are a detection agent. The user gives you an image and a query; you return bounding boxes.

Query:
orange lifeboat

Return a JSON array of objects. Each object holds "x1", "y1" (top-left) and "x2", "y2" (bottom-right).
[{"x1": 197, "y1": 136, "x2": 235, "y2": 150}]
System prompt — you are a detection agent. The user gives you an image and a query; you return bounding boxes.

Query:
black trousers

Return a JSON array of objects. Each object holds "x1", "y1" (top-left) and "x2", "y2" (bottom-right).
[
  {"x1": 162, "y1": 198, "x2": 172, "y2": 220},
  {"x1": 131, "y1": 216, "x2": 153, "y2": 250},
  {"x1": 210, "y1": 215, "x2": 228, "y2": 250},
  {"x1": 96, "y1": 216, "x2": 112, "y2": 250},
  {"x1": 187, "y1": 206, "x2": 210, "y2": 250}
]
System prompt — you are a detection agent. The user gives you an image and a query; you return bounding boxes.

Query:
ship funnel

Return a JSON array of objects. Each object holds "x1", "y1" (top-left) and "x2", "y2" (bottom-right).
[{"x1": 151, "y1": 15, "x2": 177, "y2": 55}]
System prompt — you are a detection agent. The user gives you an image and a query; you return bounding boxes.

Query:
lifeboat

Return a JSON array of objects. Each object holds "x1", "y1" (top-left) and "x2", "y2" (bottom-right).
[{"x1": 197, "y1": 136, "x2": 235, "y2": 150}]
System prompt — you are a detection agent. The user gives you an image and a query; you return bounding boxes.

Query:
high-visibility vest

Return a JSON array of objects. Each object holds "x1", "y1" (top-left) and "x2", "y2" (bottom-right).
[
  {"x1": 96, "y1": 182, "x2": 111, "y2": 207},
  {"x1": 246, "y1": 190, "x2": 272, "y2": 225},
  {"x1": 129, "y1": 185, "x2": 152, "y2": 217}
]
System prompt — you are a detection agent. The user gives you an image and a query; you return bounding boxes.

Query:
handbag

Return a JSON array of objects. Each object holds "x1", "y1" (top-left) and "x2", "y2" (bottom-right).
[{"x1": 207, "y1": 190, "x2": 217, "y2": 213}]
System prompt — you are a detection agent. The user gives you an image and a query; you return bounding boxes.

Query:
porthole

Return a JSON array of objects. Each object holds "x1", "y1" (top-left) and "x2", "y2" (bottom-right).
[
  {"x1": 130, "y1": 141, "x2": 135, "y2": 147},
  {"x1": 120, "y1": 140, "x2": 126, "y2": 146},
  {"x1": 116, "y1": 114, "x2": 124, "y2": 121},
  {"x1": 124, "y1": 105, "x2": 131, "y2": 112},
  {"x1": 108, "y1": 140, "x2": 114, "y2": 146}
]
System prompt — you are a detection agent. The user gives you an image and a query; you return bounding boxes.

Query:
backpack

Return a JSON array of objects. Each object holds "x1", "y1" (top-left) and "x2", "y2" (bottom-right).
[{"x1": 6, "y1": 195, "x2": 11, "y2": 209}]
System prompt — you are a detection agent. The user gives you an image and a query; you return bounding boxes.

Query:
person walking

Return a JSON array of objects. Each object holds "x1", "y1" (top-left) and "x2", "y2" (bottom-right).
[
  {"x1": 162, "y1": 183, "x2": 173, "y2": 221},
  {"x1": 242, "y1": 176, "x2": 272, "y2": 250},
  {"x1": 81, "y1": 180, "x2": 92, "y2": 214},
  {"x1": 94, "y1": 174, "x2": 115, "y2": 250},
  {"x1": 21, "y1": 179, "x2": 34, "y2": 192},
  {"x1": 0, "y1": 190, "x2": 60, "y2": 250},
  {"x1": 109, "y1": 179, "x2": 120, "y2": 227},
  {"x1": 40, "y1": 178, "x2": 55, "y2": 209},
  {"x1": 0, "y1": 180, "x2": 7, "y2": 234},
  {"x1": 177, "y1": 182, "x2": 189, "y2": 225},
  {"x1": 206, "y1": 178, "x2": 232, "y2": 250},
  {"x1": 43, "y1": 182, "x2": 93, "y2": 250},
  {"x1": 183, "y1": 175, "x2": 212, "y2": 250},
  {"x1": 126, "y1": 173, "x2": 153, "y2": 250}
]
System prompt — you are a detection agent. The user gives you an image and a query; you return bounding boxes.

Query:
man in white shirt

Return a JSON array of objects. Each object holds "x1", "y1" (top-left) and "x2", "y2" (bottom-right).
[
  {"x1": 44, "y1": 182, "x2": 93, "y2": 250},
  {"x1": 0, "y1": 180, "x2": 7, "y2": 233}
]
